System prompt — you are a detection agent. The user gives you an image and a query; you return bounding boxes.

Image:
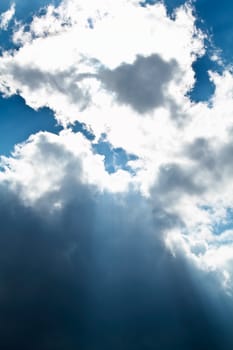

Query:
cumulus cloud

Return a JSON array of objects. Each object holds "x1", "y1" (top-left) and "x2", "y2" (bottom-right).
[
  {"x1": 2, "y1": 0, "x2": 233, "y2": 347},
  {"x1": 0, "y1": 1, "x2": 202, "y2": 122}
]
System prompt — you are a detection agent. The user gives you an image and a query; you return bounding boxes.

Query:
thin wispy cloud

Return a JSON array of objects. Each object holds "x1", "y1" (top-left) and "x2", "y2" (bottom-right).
[{"x1": 0, "y1": 4, "x2": 15, "y2": 30}]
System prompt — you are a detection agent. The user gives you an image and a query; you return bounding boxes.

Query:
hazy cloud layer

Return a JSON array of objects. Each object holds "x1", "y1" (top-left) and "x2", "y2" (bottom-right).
[{"x1": 0, "y1": 163, "x2": 233, "y2": 349}]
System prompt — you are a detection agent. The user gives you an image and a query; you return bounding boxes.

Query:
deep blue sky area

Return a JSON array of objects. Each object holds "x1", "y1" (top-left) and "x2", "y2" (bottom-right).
[
  {"x1": 0, "y1": 94, "x2": 61, "y2": 155},
  {"x1": 93, "y1": 140, "x2": 138, "y2": 174}
]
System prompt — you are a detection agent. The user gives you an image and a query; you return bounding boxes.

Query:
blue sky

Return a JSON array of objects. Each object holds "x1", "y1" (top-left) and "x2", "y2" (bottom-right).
[
  {"x1": 0, "y1": 94, "x2": 61, "y2": 155},
  {"x1": 1, "y1": 1, "x2": 233, "y2": 349}
]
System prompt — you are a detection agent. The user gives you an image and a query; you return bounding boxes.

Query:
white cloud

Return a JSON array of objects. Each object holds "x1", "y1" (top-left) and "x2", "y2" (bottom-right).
[
  {"x1": 0, "y1": 4, "x2": 15, "y2": 30},
  {"x1": 1, "y1": 1, "x2": 203, "y2": 120},
  {"x1": 0, "y1": 129, "x2": 133, "y2": 205},
  {"x1": 0, "y1": 0, "x2": 203, "y2": 200}
]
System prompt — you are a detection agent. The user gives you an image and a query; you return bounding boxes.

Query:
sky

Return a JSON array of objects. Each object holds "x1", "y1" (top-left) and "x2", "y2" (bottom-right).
[{"x1": 1, "y1": 0, "x2": 233, "y2": 349}]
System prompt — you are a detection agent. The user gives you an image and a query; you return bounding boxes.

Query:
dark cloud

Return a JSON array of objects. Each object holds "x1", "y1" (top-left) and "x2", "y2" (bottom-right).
[
  {"x1": 153, "y1": 163, "x2": 205, "y2": 200},
  {"x1": 0, "y1": 148, "x2": 233, "y2": 349},
  {"x1": 0, "y1": 133, "x2": 231, "y2": 349},
  {"x1": 99, "y1": 54, "x2": 179, "y2": 114},
  {"x1": 186, "y1": 135, "x2": 233, "y2": 181}
]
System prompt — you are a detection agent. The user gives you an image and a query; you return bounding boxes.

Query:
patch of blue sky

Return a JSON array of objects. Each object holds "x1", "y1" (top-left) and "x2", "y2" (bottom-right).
[
  {"x1": 142, "y1": 0, "x2": 233, "y2": 103},
  {"x1": 212, "y1": 209, "x2": 233, "y2": 236},
  {"x1": 186, "y1": 0, "x2": 233, "y2": 102},
  {"x1": 199, "y1": 205, "x2": 233, "y2": 236},
  {"x1": 0, "y1": 94, "x2": 62, "y2": 156},
  {"x1": 93, "y1": 138, "x2": 138, "y2": 175},
  {"x1": 139, "y1": 0, "x2": 157, "y2": 7},
  {"x1": 194, "y1": 0, "x2": 233, "y2": 63},
  {"x1": 140, "y1": 0, "x2": 185, "y2": 14},
  {"x1": 68, "y1": 125, "x2": 138, "y2": 175},
  {"x1": 196, "y1": 205, "x2": 233, "y2": 237},
  {"x1": 187, "y1": 53, "x2": 219, "y2": 104},
  {"x1": 71, "y1": 121, "x2": 95, "y2": 141}
]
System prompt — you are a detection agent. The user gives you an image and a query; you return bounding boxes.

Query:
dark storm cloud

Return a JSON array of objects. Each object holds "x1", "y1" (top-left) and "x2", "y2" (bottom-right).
[
  {"x1": 0, "y1": 138, "x2": 233, "y2": 349},
  {"x1": 99, "y1": 54, "x2": 179, "y2": 114},
  {"x1": 0, "y1": 178, "x2": 97, "y2": 350},
  {"x1": 0, "y1": 134, "x2": 231, "y2": 349}
]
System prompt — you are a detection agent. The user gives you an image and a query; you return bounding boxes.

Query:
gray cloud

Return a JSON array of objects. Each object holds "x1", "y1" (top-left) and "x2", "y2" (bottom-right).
[
  {"x1": 4, "y1": 54, "x2": 182, "y2": 120},
  {"x1": 8, "y1": 64, "x2": 92, "y2": 110},
  {"x1": 186, "y1": 138, "x2": 215, "y2": 168},
  {"x1": 186, "y1": 135, "x2": 233, "y2": 181},
  {"x1": 0, "y1": 135, "x2": 232, "y2": 349},
  {"x1": 153, "y1": 163, "x2": 205, "y2": 201},
  {"x1": 99, "y1": 54, "x2": 179, "y2": 114},
  {"x1": 0, "y1": 185, "x2": 231, "y2": 349}
]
